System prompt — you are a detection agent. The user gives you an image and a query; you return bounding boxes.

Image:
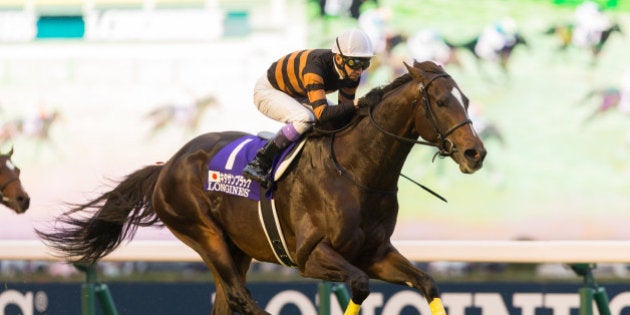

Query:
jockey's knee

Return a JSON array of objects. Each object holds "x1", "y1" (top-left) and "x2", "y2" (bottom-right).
[{"x1": 290, "y1": 121, "x2": 314, "y2": 136}]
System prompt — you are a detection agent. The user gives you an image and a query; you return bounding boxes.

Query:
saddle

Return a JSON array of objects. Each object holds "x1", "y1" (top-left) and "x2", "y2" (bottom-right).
[
  {"x1": 206, "y1": 133, "x2": 306, "y2": 267},
  {"x1": 206, "y1": 133, "x2": 306, "y2": 200}
]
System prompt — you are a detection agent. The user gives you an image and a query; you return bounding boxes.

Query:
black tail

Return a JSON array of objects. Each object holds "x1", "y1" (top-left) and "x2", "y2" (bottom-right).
[{"x1": 36, "y1": 164, "x2": 163, "y2": 263}]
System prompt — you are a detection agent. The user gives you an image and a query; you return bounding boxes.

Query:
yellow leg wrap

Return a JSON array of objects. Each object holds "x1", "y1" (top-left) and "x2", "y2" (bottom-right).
[
  {"x1": 343, "y1": 300, "x2": 361, "y2": 315},
  {"x1": 430, "y1": 298, "x2": 447, "y2": 315}
]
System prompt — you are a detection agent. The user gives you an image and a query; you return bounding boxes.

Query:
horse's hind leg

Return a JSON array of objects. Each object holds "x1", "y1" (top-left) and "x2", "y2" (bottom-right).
[
  {"x1": 166, "y1": 219, "x2": 268, "y2": 315},
  {"x1": 366, "y1": 248, "x2": 446, "y2": 315},
  {"x1": 154, "y1": 187, "x2": 267, "y2": 314}
]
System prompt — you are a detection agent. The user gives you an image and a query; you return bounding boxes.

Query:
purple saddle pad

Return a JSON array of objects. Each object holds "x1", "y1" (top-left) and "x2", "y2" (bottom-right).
[{"x1": 206, "y1": 135, "x2": 297, "y2": 200}]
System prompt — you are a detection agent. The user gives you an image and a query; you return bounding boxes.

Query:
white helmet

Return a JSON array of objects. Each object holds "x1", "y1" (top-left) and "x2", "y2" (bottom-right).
[
  {"x1": 332, "y1": 28, "x2": 375, "y2": 58},
  {"x1": 496, "y1": 17, "x2": 517, "y2": 36}
]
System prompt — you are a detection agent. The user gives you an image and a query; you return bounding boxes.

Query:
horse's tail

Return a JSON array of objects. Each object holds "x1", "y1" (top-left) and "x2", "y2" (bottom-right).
[{"x1": 36, "y1": 164, "x2": 163, "y2": 264}]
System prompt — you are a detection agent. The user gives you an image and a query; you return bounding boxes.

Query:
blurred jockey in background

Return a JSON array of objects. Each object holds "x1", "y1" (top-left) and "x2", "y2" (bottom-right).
[
  {"x1": 572, "y1": 1, "x2": 612, "y2": 48},
  {"x1": 474, "y1": 17, "x2": 519, "y2": 63}
]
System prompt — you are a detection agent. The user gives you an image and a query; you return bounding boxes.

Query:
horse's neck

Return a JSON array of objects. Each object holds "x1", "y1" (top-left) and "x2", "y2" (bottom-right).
[{"x1": 336, "y1": 96, "x2": 417, "y2": 185}]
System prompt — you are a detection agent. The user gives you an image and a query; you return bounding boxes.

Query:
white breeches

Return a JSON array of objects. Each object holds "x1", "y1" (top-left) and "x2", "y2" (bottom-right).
[{"x1": 253, "y1": 75, "x2": 317, "y2": 135}]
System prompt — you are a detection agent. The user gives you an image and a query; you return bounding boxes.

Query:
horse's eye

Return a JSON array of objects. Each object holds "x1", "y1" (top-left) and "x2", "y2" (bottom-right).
[{"x1": 437, "y1": 100, "x2": 446, "y2": 107}]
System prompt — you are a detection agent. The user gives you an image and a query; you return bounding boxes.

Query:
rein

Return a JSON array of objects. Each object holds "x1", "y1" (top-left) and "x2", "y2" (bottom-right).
[
  {"x1": 323, "y1": 72, "x2": 470, "y2": 197},
  {"x1": 329, "y1": 135, "x2": 398, "y2": 194},
  {"x1": 368, "y1": 73, "x2": 472, "y2": 161}
]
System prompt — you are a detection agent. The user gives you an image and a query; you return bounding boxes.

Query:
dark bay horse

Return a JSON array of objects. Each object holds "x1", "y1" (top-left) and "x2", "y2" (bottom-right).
[
  {"x1": 0, "y1": 147, "x2": 30, "y2": 213},
  {"x1": 37, "y1": 61, "x2": 486, "y2": 315}
]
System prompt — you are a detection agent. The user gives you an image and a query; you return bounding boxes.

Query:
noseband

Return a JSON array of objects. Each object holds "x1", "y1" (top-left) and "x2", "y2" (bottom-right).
[{"x1": 368, "y1": 73, "x2": 472, "y2": 159}]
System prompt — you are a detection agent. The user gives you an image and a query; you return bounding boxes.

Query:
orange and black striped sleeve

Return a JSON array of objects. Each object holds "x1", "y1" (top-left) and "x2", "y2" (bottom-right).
[{"x1": 267, "y1": 49, "x2": 356, "y2": 123}]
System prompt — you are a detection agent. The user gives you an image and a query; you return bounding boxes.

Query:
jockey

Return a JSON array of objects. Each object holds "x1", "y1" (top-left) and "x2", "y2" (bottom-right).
[
  {"x1": 407, "y1": 28, "x2": 452, "y2": 65},
  {"x1": 474, "y1": 17, "x2": 518, "y2": 62},
  {"x1": 572, "y1": 1, "x2": 611, "y2": 48},
  {"x1": 358, "y1": 7, "x2": 392, "y2": 55},
  {"x1": 243, "y1": 28, "x2": 374, "y2": 188}
]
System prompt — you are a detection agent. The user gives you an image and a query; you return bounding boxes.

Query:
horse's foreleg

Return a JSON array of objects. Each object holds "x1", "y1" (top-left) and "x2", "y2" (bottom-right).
[
  {"x1": 367, "y1": 248, "x2": 447, "y2": 315},
  {"x1": 301, "y1": 242, "x2": 369, "y2": 315}
]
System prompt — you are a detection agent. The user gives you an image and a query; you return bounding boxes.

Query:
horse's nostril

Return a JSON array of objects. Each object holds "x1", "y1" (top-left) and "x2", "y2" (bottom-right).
[
  {"x1": 18, "y1": 196, "x2": 30, "y2": 209},
  {"x1": 465, "y1": 148, "x2": 487, "y2": 162},
  {"x1": 465, "y1": 149, "x2": 479, "y2": 160}
]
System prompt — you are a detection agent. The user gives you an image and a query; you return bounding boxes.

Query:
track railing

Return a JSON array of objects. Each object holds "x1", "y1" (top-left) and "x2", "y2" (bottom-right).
[
  {"x1": 2, "y1": 240, "x2": 629, "y2": 315},
  {"x1": 4, "y1": 240, "x2": 630, "y2": 263}
]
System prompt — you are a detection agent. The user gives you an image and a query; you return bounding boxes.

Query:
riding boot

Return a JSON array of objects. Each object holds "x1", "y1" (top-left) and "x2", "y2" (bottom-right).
[{"x1": 243, "y1": 130, "x2": 291, "y2": 188}]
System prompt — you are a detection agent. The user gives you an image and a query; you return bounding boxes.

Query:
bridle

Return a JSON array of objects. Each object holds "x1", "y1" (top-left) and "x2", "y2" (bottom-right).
[
  {"x1": 368, "y1": 73, "x2": 472, "y2": 160},
  {"x1": 0, "y1": 161, "x2": 19, "y2": 203},
  {"x1": 327, "y1": 72, "x2": 472, "y2": 195}
]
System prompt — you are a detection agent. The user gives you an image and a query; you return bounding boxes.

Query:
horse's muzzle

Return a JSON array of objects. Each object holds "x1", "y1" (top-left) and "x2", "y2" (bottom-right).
[{"x1": 460, "y1": 146, "x2": 486, "y2": 174}]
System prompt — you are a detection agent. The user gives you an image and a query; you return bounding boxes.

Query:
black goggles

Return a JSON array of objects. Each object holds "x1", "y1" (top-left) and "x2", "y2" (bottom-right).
[
  {"x1": 343, "y1": 57, "x2": 371, "y2": 70},
  {"x1": 335, "y1": 37, "x2": 371, "y2": 70}
]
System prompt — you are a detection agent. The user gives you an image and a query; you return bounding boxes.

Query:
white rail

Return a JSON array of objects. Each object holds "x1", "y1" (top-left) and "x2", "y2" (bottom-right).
[{"x1": 4, "y1": 240, "x2": 630, "y2": 263}]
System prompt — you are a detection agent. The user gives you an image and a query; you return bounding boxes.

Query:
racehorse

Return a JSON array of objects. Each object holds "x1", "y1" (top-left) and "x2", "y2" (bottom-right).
[
  {"x1": 544, "y1": 22, "x2": 623, "y2": 64},
  {"x1": 0, "y1": 147, "x2": 30, "y2": 213},
  {"x1": 0, "y1": 109, "x2": 62, "y2": 145},
  {"x1": 145, "y1": 93, "x2": 219, "y2": 137},
  {"x1": 36, "y1": 61, "x2": 486, "y2": 315},
  {"x1": 406, "y1": 29, "x2": 462, "y2": 68},
  {"x1": 454, "y1": 31, "x2": 528, "y2": 75},
  {"x1": 578, "y1": 87, "x2": 624, "y2": 123}
]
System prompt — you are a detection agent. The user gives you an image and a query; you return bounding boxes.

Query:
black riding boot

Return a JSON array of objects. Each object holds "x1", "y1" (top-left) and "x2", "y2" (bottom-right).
[{"x1": 243, "y1": 130, "x2": 291, "y2": 188}]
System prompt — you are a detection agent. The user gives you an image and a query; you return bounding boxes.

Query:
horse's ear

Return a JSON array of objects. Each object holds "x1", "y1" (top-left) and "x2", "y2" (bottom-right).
[{"x1": 403, "y1": 61, "x2": 422, "y2": 80}]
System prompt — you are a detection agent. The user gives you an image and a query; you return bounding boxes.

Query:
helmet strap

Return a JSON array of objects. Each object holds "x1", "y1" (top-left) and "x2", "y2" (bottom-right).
[
  {"x1": 334, "y1": 55, "x2": 350, "y2": 79},
  {"x1": 334, "y1": 38, "x2": 350, "y2": 79}
]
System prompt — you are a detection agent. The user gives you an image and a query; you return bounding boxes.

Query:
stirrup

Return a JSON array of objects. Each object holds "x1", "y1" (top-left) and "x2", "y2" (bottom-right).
[{"x1": 243, "y1": 166, "x2": 271, "y2": 188}]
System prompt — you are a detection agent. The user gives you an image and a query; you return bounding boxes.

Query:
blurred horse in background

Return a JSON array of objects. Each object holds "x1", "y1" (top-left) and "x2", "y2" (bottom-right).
[
  {"x1": 406, "y1": 29, "x2": 461, "y2": 68},
  {"x1": 317, "y1": 0, "x2": 378, "y2": 19},
  {"x1": 0, "y1": 109, "x2": 62, "y2": 146},
  {"x1": 454, "y1": 18, "x2": 528, "y2": 76},
  {"x1": 578, "y1": 87, "x2": 627, "y2": 123},
  {"x1": 0, "y1": 147, "x2": 30, "y2": 213},
  {"x1": 370, "y1": 30, "x2": 461, "y2": 84},
  {"x1": 145, "y1": 93, "x2": 219, "y2": 137},
  {"x1": 544, "y1": 22, "x2": 622, "y2": 64}
]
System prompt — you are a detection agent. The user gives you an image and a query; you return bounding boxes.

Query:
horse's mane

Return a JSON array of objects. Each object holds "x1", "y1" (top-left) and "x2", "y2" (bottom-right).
[
  {"x1": 358, "y1": 61, "x2": 445, "y2": 108},
  {"x1": 312, "y1": 61, "x2": 445, "y2": 135}
]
